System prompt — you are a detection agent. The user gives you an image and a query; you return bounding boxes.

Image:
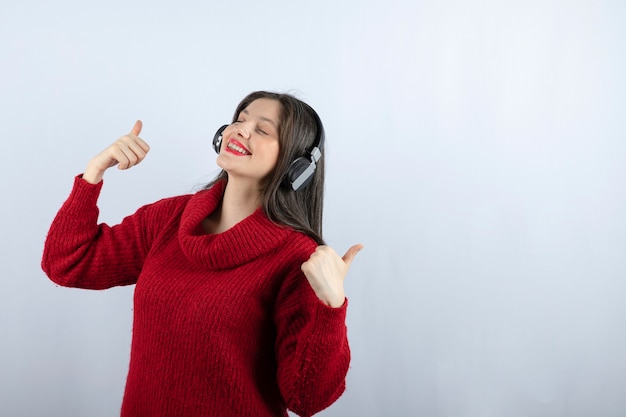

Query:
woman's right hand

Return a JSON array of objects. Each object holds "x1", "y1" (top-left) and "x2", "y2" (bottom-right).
[{"x1": 83, "y1": 120, "x2": 150, "y2": 184}]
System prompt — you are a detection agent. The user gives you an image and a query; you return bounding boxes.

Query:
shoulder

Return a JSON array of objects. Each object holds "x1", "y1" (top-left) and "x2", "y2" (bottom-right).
[
  {"x1": 134, "y1": 193, "x2": 192, "y2": 221},
  {"x1": 150, "y1": 193, "x2": 193, "y2": 209},
  {"x1": 277, "y1": 227, "x2": 319, "y2": 264}
]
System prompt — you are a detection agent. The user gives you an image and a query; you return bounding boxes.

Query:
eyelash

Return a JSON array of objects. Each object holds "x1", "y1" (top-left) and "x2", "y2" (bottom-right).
[{"x1": 234, "y1": 120, "x2": 268, "y2": 135}]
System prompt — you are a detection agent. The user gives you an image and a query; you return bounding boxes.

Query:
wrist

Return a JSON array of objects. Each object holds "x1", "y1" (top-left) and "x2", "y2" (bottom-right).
[
  {"x1": 323, "y1": 289, "x2": 346, "y2": 309},
  {"x1": 83, "y1": 165, "x2": 105, "y2": 184}
]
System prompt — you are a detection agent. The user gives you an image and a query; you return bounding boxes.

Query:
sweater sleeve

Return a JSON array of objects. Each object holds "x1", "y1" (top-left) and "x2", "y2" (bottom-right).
[
  {"x1": 273, "y1": 261, "x2": 351, "y2": 417},
  {"x1": 41, "y1": 175, "x2": 154, "y2": 290}
]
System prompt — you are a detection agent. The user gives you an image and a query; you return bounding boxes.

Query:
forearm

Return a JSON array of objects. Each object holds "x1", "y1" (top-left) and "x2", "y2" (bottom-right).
[
  {"x1": 41, "y1": 176, "x2": 144, "y2": 289},
  {"x1": 276, "y1": 295, "x2": 351, "y2": 416}
]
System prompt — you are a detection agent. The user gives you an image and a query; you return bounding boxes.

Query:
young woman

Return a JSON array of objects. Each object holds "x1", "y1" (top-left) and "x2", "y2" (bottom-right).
[{"x1": 42, "y1": 91, "x2": 363, "y2": 417}]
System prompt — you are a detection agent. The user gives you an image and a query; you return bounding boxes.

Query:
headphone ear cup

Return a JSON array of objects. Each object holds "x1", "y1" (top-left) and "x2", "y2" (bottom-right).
[
  {"x1": 287, "y1": 157, "x2": 315, "y2": 191},
  {"x1": 213, "y1": 125, "x2": 228, "y2": 154}
]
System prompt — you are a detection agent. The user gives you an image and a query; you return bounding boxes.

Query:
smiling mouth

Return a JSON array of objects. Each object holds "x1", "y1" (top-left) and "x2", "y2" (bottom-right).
[{"x1": 227, "y1": 141, "x2": 251, "y2": 155}]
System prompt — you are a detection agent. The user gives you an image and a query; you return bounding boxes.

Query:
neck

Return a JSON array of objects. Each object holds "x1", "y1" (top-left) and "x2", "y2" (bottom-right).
[{"x1": 203, "y1": 178, "x2": 262, "y2": 234}]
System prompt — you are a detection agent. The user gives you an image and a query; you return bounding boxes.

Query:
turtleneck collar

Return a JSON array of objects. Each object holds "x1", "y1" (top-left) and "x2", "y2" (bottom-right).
[{"x1": 178, "y1": 180, "x2": 292, "y2": 270}]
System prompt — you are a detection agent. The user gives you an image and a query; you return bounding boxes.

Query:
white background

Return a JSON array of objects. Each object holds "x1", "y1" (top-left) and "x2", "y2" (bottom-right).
[{"x1": 1, "y1": 1, "x2": 625, "y2": 416}]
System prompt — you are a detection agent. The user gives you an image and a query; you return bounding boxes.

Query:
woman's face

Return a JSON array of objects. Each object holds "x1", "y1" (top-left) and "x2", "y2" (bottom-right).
[{"x1": 216, "y1": 98, "x2": 281, "y2": 186}]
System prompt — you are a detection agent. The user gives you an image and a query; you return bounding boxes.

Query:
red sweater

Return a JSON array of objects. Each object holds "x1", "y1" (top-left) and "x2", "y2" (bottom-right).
[{"x1": 42, "y1": 176, "x2": 350, "y2": 417}]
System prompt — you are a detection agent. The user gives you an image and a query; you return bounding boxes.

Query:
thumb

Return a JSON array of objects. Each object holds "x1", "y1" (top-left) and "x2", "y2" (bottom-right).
[
  {"x1": 130, "y1": 120, "x2": 143, "y2": 136},
  {"x1": 342, "y1": 244, "x2": 364, "y2": 266}
]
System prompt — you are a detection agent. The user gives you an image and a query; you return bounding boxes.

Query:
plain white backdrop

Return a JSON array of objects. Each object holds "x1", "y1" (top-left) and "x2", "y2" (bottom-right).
[{"x1": 1, "y1": 0, "x2": 625, "y2": 416}]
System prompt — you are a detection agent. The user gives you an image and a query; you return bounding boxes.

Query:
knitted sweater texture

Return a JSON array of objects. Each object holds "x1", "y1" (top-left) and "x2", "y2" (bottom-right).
[{"x1": 41, "y1": 176, "x2": 350, "y2": 417}]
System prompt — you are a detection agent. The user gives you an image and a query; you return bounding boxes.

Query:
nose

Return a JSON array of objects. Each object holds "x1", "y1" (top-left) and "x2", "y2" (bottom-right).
[{"x1": 234, "y1": 122, "x2": 251, "y2": 139}]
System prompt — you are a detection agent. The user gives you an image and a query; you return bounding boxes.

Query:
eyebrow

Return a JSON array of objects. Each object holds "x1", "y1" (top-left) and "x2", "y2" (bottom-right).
[{"x1": 242, "y1": 109, "x2": 278, "y2": 130}]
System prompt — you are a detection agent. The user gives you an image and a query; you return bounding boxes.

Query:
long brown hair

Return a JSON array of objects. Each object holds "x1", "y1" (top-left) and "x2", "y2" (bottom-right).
[{"x1": 206, "y1": 91, "x2": 326, "y2": 245}]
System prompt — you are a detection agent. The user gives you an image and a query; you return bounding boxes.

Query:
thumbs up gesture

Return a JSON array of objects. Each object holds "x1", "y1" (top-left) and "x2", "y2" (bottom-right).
[
  {"x1": 83, "y1": 120, "x2": 150, "y2": 184},
  {"x1": 301, "y1": 244, "x2": 364, "y2": 308}
]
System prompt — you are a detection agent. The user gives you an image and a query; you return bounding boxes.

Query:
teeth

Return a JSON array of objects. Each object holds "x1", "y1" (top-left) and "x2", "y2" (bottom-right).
[{"x1": 227, "y1": 142, "x2": 250, "y2": 155}]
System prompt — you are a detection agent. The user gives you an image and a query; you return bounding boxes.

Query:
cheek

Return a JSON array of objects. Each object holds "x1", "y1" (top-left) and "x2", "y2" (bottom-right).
[
  {"x1": 268, "y1": 144, "x2": 280, "y2": 167},
  {"x1": 258, "y1": 145, "x2": 280, "y2": 177}
]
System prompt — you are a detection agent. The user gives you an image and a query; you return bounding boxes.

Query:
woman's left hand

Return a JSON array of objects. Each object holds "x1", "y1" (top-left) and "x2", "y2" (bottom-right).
[{"x1": 301, "y1": 244, "x2": 364, "y2": 308}]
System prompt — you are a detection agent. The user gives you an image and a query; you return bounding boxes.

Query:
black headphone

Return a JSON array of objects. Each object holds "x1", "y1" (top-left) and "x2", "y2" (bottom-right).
[
  {"x1": 212, "y1": 112, "x2": 324, "y2": 191},
  {"x1": 212, "y1": 124, "x2": 228, "y2": 154}
]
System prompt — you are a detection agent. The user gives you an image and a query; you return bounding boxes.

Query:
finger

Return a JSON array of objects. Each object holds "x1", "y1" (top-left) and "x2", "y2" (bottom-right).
[
  {"x1": 128, "y1": 121, "x2": 150, "y2": 153},
  {"x1": 110, "y1": 145, "x2": 132, "y2": 169},
  {"x1": 342, "y1": 244, "x2": 364, "y2": 266},
  {"x1": 130, "y1": 120, "x2": 143, "y2": 137},
  {"x1": 111, "y1": 140, "x2": 142, "y2": 169},
  {"x1": 124, "y1": 136, "x2": 150, "y2": 160},
  {"x1": 121, "y1": 150, "x2": 138, "y2": 169},
  {"x1": 134, "y1": 136, "x2": 151, "y2": 153}
]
